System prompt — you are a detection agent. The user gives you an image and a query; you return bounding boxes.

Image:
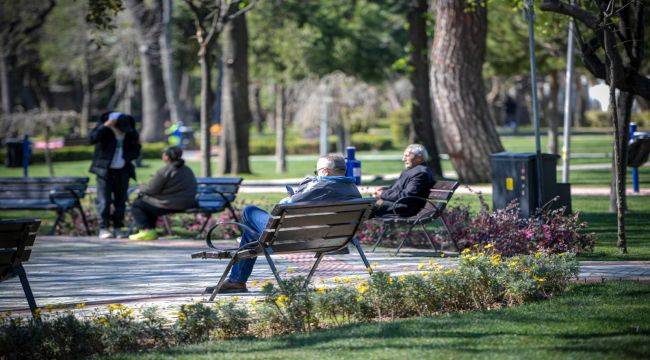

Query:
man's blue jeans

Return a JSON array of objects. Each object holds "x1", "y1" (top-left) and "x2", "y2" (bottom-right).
[{"x1": 229, "y1": 205, "x2": 270, "y2": 283}]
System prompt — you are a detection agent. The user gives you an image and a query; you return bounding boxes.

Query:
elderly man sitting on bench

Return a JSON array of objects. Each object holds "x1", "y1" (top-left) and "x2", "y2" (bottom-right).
[
  {"x1": 372, "y1": 144, "x2": 436, "y2": 218},
  {"x1": 218, "y1": 153, "x2": 361, "y2": 293}
]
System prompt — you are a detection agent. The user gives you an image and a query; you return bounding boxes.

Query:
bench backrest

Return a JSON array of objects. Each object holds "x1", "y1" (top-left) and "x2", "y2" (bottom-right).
[
  {"x1": 417, "y1": 180, "x2": 460, "y2": 218},
  {"x1": 259, "y1": 199, "x2": 375, "y2": 254},
  {"x1": 0, "y1": 219, "x2": 40, "y2": 281},
  {"x1": 195, "y1": 177, "x2": 243, "y2": 203},
  {"x1": 0, "y1": 177, "x2": 89, "y2": 201}
]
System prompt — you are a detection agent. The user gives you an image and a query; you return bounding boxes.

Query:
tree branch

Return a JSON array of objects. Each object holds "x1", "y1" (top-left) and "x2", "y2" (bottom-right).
[{"x1": 539, "y1": 0, "x2": 600, "y2": 29}]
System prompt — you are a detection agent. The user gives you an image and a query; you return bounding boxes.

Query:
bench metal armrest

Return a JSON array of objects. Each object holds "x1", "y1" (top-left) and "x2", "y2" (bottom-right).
[
  {"x1": 48, "y1": 187, "x2": 82, "y2": 206},
  {"x1": 392, "y1": 195, "x2": 440, "y2": 213},
  {"x1": 205, "y1": 221, "x2": 260, "y2": 249}
]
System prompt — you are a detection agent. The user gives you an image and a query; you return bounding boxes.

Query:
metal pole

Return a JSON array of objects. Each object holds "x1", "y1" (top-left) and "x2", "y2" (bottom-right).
[
  {"x1": 561, "y1": 4, "x2": 575, "y2": 183},
  {"x1": 320, "y1": 98, "x2": 331, "y2": 156},
  {"x1": 630, "y1": 122, "x2": 639, "y2": 193},
  {"x1": 525, "y1": 0, "x2": 544, "y2": 210}
]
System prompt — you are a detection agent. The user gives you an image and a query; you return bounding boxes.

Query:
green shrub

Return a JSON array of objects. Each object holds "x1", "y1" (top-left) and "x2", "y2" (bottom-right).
[
  {"x1": 174, "y1": 303, "x2": 219, "y2": 344},
  {"x1": 350, "y1": 133, "x2": 393, "y2": 151},
  {"x1": 584, "y1": 110, "x2": 610, "y2": 128},
  {"x1": 387, "y1": 105, "x2": 411, "y2": 147},
  {"x1": 632, "y1": 110, "x2": 650, "y2": 129},
  {"x1": 0, "y1": 252, "x2": 579, "y2": 358},
  {"x1": 0, "y1": 142, "x2": 167, "y2": 164}
]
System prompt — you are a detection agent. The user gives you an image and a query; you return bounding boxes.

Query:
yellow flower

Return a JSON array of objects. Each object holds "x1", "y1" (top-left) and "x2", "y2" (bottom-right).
[
  {"x1": 249, "y1": 280, "x2": 259, "y2": 287},
  {"x1": 417, "y1": 263, "x2": 426, "y2": 270},
  {"x1": 387, "y1": 277, "x2": 394, "y2": 284},
  {"x1": 231, "y1": 296, "x2": 240, "y2": 303},
  {"x1": 533, "y1": 275, "x2": 546, "y2": 283},
  {"x1": 332, "y1": 276, "x2": 341, "y2": 284},
  {"x1": 356, "y1": 283, "x2": 369, "y2": 294},
  {"x1": 275, "y1": 295, "x2": 289, "y2": 307},
  {"x1": 286, "y1": 267, "x2": 296, "y2": 274},
  {"x1": 398, "y1": 275, "x2": 406, "y2": 283},
  {"x1": 490, "y1": 254, "x2": 502, "y2": 266},
  {"x1": 342, "y1": 277, "x2": 352, "y2": 283},
  {"x1": 461, "y1": 248, "x2": 471, "y2": 255},
  {"x1": 315, "y1": 287, "x2": 326, "y2": 294},
  {"x1": 484, "y1": 243, "x2": 494, "y2": 249},
  {"x1": 535, "y1": 251, "x2": 543, "y2": 259},
  {"x1": 75, "y1": 303, "x2": 86, "y2": 310}
]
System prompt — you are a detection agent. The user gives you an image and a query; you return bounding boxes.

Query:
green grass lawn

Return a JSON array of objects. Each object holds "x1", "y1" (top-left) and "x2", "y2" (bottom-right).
[{"x1": 108, "y1": 281, "x2": 650, "y2": 360}]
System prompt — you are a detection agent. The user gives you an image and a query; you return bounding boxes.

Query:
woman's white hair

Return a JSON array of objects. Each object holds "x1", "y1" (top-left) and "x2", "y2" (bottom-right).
[{"x1": 405, "y1": 144, "x2": 429, "y2": 161}]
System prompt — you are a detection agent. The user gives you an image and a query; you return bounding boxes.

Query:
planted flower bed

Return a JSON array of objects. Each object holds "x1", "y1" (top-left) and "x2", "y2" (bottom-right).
[{"x1": 1, "y1": 251, "x2": 579, "y2": 359}]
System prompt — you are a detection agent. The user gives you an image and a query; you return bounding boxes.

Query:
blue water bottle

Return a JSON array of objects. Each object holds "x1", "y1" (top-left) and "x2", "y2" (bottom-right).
[{"x1": 345, "y1": 146, "x2": 361, "y2": 185}]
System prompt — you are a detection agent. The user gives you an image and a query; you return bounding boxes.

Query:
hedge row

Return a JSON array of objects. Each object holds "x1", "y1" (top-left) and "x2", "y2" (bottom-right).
[{"x1": 0, "y1": 134, "x2": 396, "y2": 164}]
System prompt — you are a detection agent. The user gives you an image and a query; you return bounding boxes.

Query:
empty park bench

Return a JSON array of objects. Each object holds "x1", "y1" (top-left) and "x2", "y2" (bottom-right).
[
  {"x1": 0, "y1": 177, "x2": 90, "y2": 235},
  {"x1": 133, "y1": 177, "x2": 243, "y2": 237},
  {"x1": 371, "y1": 180, "x2": 460, "y2": 254},
  {"x1": 192, "y1": 198, "x2": 375, "y2": 300},
  {"x1": 0, "y1": 219, "x2": 41, "y2": 317}
]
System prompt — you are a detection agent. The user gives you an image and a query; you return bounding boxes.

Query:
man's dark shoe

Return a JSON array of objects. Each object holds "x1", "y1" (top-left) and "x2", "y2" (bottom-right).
[{"x1": 204, "y1": 280, "x2": 248, "y2": 294}]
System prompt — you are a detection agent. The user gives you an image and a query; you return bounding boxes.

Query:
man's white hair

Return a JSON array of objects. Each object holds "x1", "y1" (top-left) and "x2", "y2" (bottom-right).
[
  {"x1": 405, "y1": 144, "x2": 429, "y2": 161},
  {"x1": 316, "y1": 153, "x2": 347, "y2": 175}
]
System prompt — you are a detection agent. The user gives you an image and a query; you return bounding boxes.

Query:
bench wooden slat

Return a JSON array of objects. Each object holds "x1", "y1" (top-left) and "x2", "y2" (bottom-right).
[
  {"x1": 262, "y1": 223, "x2": 358, "y2": 244},
  {"x1": 0, "y1": 177, "x2": 89, "y2": 185},
  {"x1": 196, "y1": 177, "x2": 243, "y2": 185},
  {"x1": 432, "y1": 181, "x2": 460, "y2": 191},
  {"x1": 268, "y1": 237, "x2": 349, "y2": 254},
  {"x1": 274, "y1": 202, "x2": 373, "y2": 216},
  {"x1": 427, "y1": 190, "x2": 454, "y2": 202},
  {"x1": 269, "y1": 210, "x2": 365, "y2": 228},
  {"x1": 0, "y1": 220, "x2": 40, "y2": 232},
  {"x1": 0, "y1": 233, "x2": 36, "y2": 248},
  {"x1": 0, "y1": 249, "x2": 32, "y2": 265}
]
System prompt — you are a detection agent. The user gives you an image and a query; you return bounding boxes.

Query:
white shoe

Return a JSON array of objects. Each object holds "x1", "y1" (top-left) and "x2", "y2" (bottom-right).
[{"x1": 99, "y1": 229, "x2": 113, "y2": 239}]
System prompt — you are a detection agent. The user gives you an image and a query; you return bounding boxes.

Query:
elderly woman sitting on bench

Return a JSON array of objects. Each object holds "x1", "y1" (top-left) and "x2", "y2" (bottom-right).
[{"x1": 218, "y1": 153, "x2": 361, "y2": 293}]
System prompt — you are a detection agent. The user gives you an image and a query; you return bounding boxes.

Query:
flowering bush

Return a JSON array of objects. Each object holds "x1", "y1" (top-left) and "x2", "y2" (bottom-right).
[
  {"x1": 359, "y1": 192, "x2": 595, "y2": 256},
  {"x1": 1, "y1": 251, "x2": 579, "y2": 358}
]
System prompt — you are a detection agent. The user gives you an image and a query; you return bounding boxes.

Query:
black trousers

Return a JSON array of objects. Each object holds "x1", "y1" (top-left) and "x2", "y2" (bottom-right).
[
  {"x1": 131, "y1": 198, "x2": 175, "y2": 229},
  {"x1": 370, "y1": 200, "x2": 397, "y2": 218},
  {"x1": 96, "y1": 168, "x2": 130, "y2": 229}
]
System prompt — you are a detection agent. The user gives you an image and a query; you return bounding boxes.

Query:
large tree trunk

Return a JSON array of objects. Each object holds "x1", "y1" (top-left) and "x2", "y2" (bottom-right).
[
  {"x1": 430, "y1": 0, "x2": 504, "y2": 183},
  {"x1": 407, "y1": 0, "x2": 443, "y2": 178},
  {"x1": 547, "y1": 70, "x2": 560, "y2": 154},
  {"x1": 199, "y1": 47, "x2": 213, "y2": 177},
  {"x1": 159, "y1": 0, "x2": 182, "y2": 124},
  {"x1": 275, "y1": 83, "x2": 286, "y2": 173},
  {"x1": 0, "y1": 52, "x2": 12, "y2": 114},
  {"x1": 80, "y1": 40, "x2": 92, "y2": 137},
  {"x1": 220, "y1": 12, "x2": 252, "y2": 174},
  {"x1": 125, "y1": 0, "x2": 168, "y2": 143}
]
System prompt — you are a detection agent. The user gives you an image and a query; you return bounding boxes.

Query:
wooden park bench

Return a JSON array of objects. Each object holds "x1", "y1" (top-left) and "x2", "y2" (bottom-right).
[
  {"x1": 0, "y1": 219, "x2": 41, "y2": 317},
  {"x1": 0, "y1": 177, "x2": 90, "y2": 235},
  {"x1": 371, "y1": 180, "x2": 460, "y2": 254},
  {"x1": 192, "y1": 198, "x2": 375, "y2": 300},
  {"x1": 140, "y1": 177, "x2": 242, "y2": 237}
]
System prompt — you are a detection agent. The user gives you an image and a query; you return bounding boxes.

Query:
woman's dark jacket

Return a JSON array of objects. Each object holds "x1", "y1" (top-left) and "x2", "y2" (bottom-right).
[
  {"x1": 380, "y1": 164, "x2": 435, "y2": 217},
  {"x1": 139, "y1": 160, "x2": 197, "y2": 210},
  {"x1": 88, "y1": 118, "x2": 141, "y2": 180}
]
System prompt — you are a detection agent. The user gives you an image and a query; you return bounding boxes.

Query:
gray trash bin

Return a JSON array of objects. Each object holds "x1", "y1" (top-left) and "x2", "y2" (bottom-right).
[{"x1": 490, "y1": 152, "x2": 571, "y2": 217}]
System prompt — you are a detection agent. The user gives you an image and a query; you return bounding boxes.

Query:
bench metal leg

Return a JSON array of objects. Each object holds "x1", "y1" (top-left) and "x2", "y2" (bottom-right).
[
  {"x1": 304, "y1": 252, "x2": 324, "y2": 288},
  {"x1": 395, "y1": 223, "x2": 417, "y2": 255},
  {"x1": 162, "y1": 215, "x2": 173, "y2": 235},
  {"x1": 371, "y1": 223, "x2": 389, "y2": 252},
  {"x1": 439, "y1": 217, "x2": 459, "y2": 252},
  {"x1": 195, "y1": 213, "x2": 212, "y2": 239},
  {"x1": 227, "y1": 204, "x2": 240, "y2": 222},
  {"x1": 263, "y1": 248, "x2": 284, "y2": 287},
  {"x1": 352, "y1": 237, "x2": 373, "y2": 275},
  {"x1": 50, "y1": 210, "x2": 64, "y2": 235},
  {"x1": 77, "y1": 205, "x2": 91, "y2": 235},
  {"x1": 420, "y1": 223, "x2": 440, "y2": 252},
  {"x1": 14, "y1": 265, "x2": 38, "y2": 318},
  {"x1": 209, "y1": 256, "x2": 236, "y2": 301}
]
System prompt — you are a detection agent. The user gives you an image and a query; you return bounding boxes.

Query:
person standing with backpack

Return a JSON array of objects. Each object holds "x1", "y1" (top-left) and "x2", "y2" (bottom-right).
[{"x1": 89, "y1": 112, "x2": 141, "y2": 239}]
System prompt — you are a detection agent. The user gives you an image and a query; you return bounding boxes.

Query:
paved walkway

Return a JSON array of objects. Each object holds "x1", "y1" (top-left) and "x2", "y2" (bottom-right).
[{"x1": 2, "y1": 236, "x2": 649, "y2": 316}]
